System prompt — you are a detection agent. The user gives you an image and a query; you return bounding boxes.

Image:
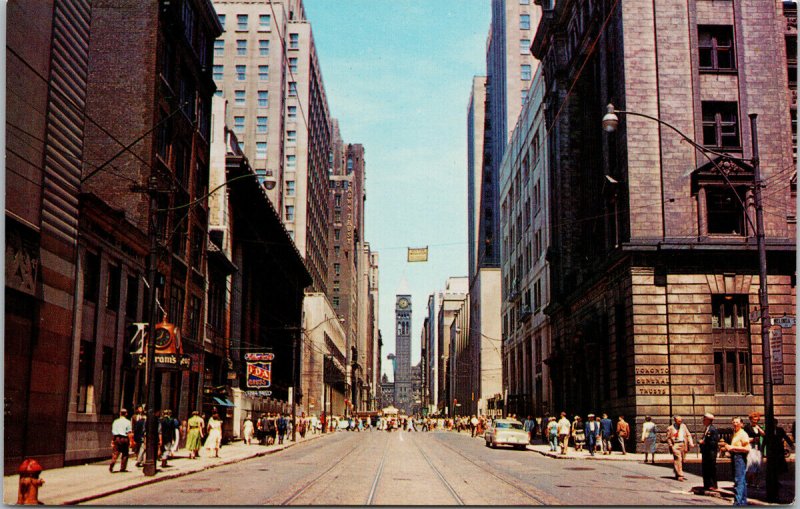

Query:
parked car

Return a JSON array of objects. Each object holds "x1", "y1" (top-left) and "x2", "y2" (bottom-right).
[{"x1": 484, "y1": 419, "x2": 529, "y2": 449}]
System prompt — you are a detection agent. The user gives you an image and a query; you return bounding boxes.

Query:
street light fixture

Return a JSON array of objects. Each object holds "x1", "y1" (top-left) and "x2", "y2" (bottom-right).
[{"x1": 602, "y1": 103, "x2": 778, "y2": 502}]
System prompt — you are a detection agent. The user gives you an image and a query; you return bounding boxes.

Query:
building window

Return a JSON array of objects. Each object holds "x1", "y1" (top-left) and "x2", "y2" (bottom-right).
[
  {"x1": 521, "y1": 88, "x2": 528, "y2": 103},
  {"x1": 106, "y1": 264, "x2": 121, "y2": 311},
  {"x1": 213, "y1": 65, "x2": 223, "y2": 81},
  {"x1": 285, "y1": 205, "x2": 295, "y2": 221},
  {"x1": 287, "y1": 130, "x2": 296, "y2": 143},
  {"x1": 169, "y1": 284, "x2": 185, "y2": 327},
  {"x1": 259, "y1": 39, "x2": 269, "y2": 56},
  {"x1": 256, "y1": 141, "x2": 267, "y2": 158},
  {"x1": 702, "y1": 101, "x2": 740, "y2": 149},
  {"x1": 289, "y1": 82, "x2": 298, "y2": 96},
  {"x1": 333, "y1": 281, "x2": 340, "y2": 292},
  {"x1": 234, "y1": 116, "x2": 245, "y2": 133},
  {"x1": 287, "y1": 154, "x2": 296, "y2": 167},
  {"x1": 334, "y1": 246, "x2": 341, "y2": 258},
  {"x1": 333, "y1": 296, "x2": 340, "y2": 307},
  {"x1": 257, "y1": 90, "x2": 268, "y2": 108},
  {"x1": 214, "y1": 40, "x2": 224, "y2": 56},
  {"x1": 698, "y1": 25, "x2": 735, "y2": 71},
  {"x1": 521, "y1": 64, "x2": 532, "y2": 81},
  {"x1": 76, "y1": 340, "x2": 95, "y2": 413},
  {"x1": 712, "y1": 294, "x2": 752, "y2": 393},
  {"x1": 286, "y1": 180, "x2": 295, "y2": 196},
  {"x1": 255, "y1": 116, "x2": 267, "y2": 133},
  {"x1": 218, "y1": 14, "x2": 226, "y2": 30},
  {"x1": 125, "y1": 274, "x2": 139, "y2": 319},
  {"x1": 533, "y1": 279, "x2": 542, "y2": 311},
  {"x1": 334, "y1": 194, "x2": 342, "y2": 207},
  {"x1": 236, "y1": 39, "x2": 247, "y2": 56},
  {"x1": 289, "y1": 33, "x2": 299, "y2": 49},
  {"x1": 334, "y1": 263, "x2": 341, "y2": 276},
  {"x1": 520, "y1": 14, "x2": 531, "y2": 30},
  {"x1": 259, "y1": 14, "x2": 271, "y2": 30},
  {"x1": 288, "y1": 105, "x2": 297, "y2": 119},
  {"x1": 188, "y1": 295, "x2": 202, "y2": 340},
  {"x1": 235, "y1": 90, "x2": 246, "y2": 105},
  {"x1": 289, "y1": 57, "x2": 298, "y2": 73},
  {"x1": 235, "y1": 64, "x2": 246, "y2": 81},
  {"x1": 520, "y1": 38, "x2": 530, "y2": 54},
  {"x1": 334, "y1": 228, "x2": 340, "y2": 240},
  {"x1": 258, "y1": 65, "x2": 269, "y2": 81},
  {"x1": 706, "y1": 185, "x2": 747, "y2": 235},
  {"x1": 237, "y1": 14, "x2": 248, "y2": 31},
  {"x1": 84, "y1": 251, "x2": 101, "y2": 303}
]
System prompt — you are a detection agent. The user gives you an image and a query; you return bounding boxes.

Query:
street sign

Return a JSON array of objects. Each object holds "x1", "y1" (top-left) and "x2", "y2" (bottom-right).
[
  {"x1": 772, "y1": 316, "x2": 796, "y2": 328},
  {"x1": 769, "y1": 325, "x2": 784, "y2": 385}
]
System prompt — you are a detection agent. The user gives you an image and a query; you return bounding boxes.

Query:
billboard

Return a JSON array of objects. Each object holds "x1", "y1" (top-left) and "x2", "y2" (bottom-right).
[{"x1": 244, "y1": 352, "x2": 274, "y2": 390}]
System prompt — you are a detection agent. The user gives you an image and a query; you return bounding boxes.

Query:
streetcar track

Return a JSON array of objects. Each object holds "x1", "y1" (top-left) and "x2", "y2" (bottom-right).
[
  {"x1": 430, "y1": 434, "x2": 554, "y2": 505},
  {"x1": 278, "y1": 434, "x2": 369, "y2": 505},
  {"x1": 410, "y1": 433, "x2": 465, "y2": 505},
  {"x1": 364, "y1": 438, "x2": 389, "y2": 505}
]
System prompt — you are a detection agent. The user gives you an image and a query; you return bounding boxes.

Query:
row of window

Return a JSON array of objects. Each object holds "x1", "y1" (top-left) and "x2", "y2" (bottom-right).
[
  {"x1": 215, "y1": 39, "x2": 270, "y2": 57},
  {"x1": 218, "y1": 13, "x2": 271, "y2": 32}
]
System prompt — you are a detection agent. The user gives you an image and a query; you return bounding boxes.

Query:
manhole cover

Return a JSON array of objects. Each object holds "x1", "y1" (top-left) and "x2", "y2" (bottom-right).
[
  {"x1": 555, "y1": 485, "x2": 572, "y2": 488},
  {"x1": 393, "y1": 477, "x2": 412, "y2": 481},
  {"x1": 259, "y1": 468, "x2": 270, "y2": 471},
  {"x1": 623, "y1": 475, "x2": 651, "y2": 480},
  {"x1": 181, "y1": 488, "x2": 220, "y2": 493},
  {"x1": 564, "y1": 467, "x2": 595, "y2": 471}
]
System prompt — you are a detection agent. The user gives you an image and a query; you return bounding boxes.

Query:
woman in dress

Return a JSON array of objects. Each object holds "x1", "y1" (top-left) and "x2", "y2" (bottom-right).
[
  {"x1": 204, "y1": 412, "x2": 223, "y2": 458},
  {"x1": 185, "y1": 411, "x2": 205, "y2": 459},
  {"x1": 572, "y1": 416, "x2": 585, "y2": 452},
  {"x1": 242, "y1": 415, "x2": 254, "y2": 445},
  {"x1": 641, "y1": 415, "x2": 657, "y2": 464}
]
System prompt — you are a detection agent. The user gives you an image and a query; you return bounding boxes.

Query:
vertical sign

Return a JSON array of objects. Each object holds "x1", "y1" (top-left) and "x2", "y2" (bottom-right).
[
  {"x1": 769, "y1": 325, "x2": 784, "y2": 385},
  {"x1": 245, "y1": 352, "x2": 274, "y2": 389}
]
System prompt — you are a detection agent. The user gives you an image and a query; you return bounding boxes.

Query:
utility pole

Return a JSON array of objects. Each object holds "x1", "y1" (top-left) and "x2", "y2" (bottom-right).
[
  {"x1": 291, "y1": 329, "x2": 299, "y2": 442},
  {"x1": 750, "y1": 114, "x2": 777, "y2": 503},
  {"x1": 142, "y1": 174, "x2": 161, "y2": 477}
]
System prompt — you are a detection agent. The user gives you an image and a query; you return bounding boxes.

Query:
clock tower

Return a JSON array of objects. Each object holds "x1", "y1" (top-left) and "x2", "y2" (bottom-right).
[{"x1": 394, "y1": 294, "x2": 412, "y2": 412}]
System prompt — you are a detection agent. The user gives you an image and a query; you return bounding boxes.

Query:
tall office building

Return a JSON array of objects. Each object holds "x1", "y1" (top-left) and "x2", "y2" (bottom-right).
[
  {"x1": 213, "y1": 0, "x2": 331, "y2": 292},
  {"x1": 394, "y1": 294, "x2": 412, "y2": 412}
]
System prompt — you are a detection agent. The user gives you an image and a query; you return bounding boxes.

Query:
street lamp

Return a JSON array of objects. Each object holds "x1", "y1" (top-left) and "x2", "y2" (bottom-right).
[{"x1": 603, "y1": 103, "x2": 777, "y2": 502}]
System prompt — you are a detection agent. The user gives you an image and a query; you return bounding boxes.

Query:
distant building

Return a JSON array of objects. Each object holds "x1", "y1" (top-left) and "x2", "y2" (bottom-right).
[{"x1": 394, "y1": 294, "x2": 413, "y2": 413}]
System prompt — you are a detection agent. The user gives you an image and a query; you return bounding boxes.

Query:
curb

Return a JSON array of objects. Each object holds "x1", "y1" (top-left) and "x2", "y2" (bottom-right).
[{"x1": 60, "y1": 433, "x2": 326, "y2": 505}]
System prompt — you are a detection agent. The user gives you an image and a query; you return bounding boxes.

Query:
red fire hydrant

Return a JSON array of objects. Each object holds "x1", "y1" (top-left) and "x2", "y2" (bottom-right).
[{"x1": 17, "y1": 459, "x2": 44, "y2": 505}]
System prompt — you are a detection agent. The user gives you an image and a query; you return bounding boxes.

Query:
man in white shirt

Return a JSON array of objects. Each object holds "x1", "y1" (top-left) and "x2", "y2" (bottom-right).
[
  {"x1": 667, "y1": 415, "x2": 694, "y2": 481},
  {"x1": 109, "y1": 408, "x2": 133, "y2": 473},
  {"x1": 557, "y1": 412, "x2": 572, "y2": 455}
]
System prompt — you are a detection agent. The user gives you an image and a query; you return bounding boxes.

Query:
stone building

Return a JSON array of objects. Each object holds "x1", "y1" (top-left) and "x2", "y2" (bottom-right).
[
  {"x1": 531, "y1": 0, "x2": 796, "y2": 444},
  {"x1": 436, "y1": 277, "x2": 469, "y2": 415},
  {"x1": 499, "y1": 66, "x2": 552, "y2": 418}
]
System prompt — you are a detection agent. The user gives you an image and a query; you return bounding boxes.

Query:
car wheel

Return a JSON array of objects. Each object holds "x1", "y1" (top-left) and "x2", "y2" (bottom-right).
[
  {"x1": 490, "y1": 440, "x2": 497, "y2": 449},
  {"x1": 485, "y1": 439, "x2": 490, "y2": 448}
]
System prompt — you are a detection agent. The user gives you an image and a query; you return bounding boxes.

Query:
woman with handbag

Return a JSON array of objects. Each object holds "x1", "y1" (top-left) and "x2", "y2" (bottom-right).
[
  {"x1": 641, "y1": 415, "x2": 657, "y2": 464},
  {"x1": 571, "y1": 415, "x2": 585, "y2": 452}
]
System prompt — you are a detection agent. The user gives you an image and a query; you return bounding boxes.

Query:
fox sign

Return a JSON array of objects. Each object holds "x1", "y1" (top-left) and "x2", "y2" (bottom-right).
[{"x1": 245, "y1": 352, "x2": 274, "y2": 389}]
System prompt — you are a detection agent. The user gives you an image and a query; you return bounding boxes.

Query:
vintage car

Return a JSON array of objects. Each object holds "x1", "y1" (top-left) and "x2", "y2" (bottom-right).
[{"x1": 484, "y1": 418, "x2": 529, "y2": 449}]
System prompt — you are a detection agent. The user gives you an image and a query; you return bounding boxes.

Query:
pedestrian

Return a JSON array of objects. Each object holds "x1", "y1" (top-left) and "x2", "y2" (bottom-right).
[
  {"x1": 242, "y1": 415, "x2": 254, "y2": 445},
  {"x1": 640, "y1": 415, "x2": 657, "y2": 464},
  {"x1": 546, "y1": 416, "x2": 558, "y2": 451},
  {"x1": 257, "y1": 413, "x2": 267, "y2": 444},
  {"x1": 721, "y1": 417, "x2": 751, "y2": 506},
  {"x1": 299, "y1": 413, "x2": 308, "y2": 438},
  {"x1": 170, "y1": 414, "x2": 182, "y2": 458},
  {"x1": 768, "y1": 418, "x2": 793, "y2": 475},
  {"x1": 132, "y1": 406, "x2": 147, "y2": 467},
  {"x1": 277, "y1": 413, "x2": 288, "y2": 444},
  {"x1": 585, "y1": 414, "x2": 600, "y2": 456},
  {"x1": 205, "y1": 412, "x2": 223, "y2": 457},
  {"x1": 616, "y1": 416, "x2": 630, "y2": 455},
  {"x1": 523, "y1": 415, "x2": 534, "y2": 444},
  {"x1": 109, "y1": 408, "x2": 133, "y2": 473},
  {"x1": 698, "y1": 412, "x2": 720, "y2": 492},
  {"x1": 557, "y1": 412, "x2": 571, "y2": 455},
  {"x1": 743, "y1": 411, "x2": 764, "y2": 488},
  {"x1": 599, "y1": 413, "x2": 613, "y2": 455},
  {"x1": 266, "y1": 413, "x2": 277, "y2": 445},
  {"x1": 666, "y1": 415, "x2": 694, "y2": 481},
  {"x1": 571, "y1": 415, "x2": 585, "y2": 452},
  {"x1": 159, "y1": 409, "x2": 176, "y2": 468},
  {"x1": 186, "y1": 410, "x2": 205, "y2": 459}
]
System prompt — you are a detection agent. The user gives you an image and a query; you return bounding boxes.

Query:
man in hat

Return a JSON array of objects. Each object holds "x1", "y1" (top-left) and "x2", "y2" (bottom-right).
[
  {"x1": 699, "y1": 412, "x2": 720, "y2": 492},
  {"x1": 585, "y1": 414, "x2": 601, "y2": 456}
]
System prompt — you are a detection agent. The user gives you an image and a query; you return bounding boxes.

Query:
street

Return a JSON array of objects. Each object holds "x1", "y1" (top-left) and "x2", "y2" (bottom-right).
[{"x1": 88, "y1": 431, "x2": 728, "y2": 506}]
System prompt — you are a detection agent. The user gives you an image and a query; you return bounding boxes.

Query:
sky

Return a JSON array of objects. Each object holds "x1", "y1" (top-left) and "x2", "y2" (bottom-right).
[{"x1": 303, "y1": 1, "x2": 491, "y2": 380}]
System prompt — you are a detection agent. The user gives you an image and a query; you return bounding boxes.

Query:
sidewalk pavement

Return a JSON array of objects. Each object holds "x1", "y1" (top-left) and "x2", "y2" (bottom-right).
[{"x1": 4, "y1": 432, "x2": 327, "y2": 505}]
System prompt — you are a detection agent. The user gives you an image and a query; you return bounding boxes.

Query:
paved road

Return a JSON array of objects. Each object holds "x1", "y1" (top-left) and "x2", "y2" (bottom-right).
[{"x1": 88, "y1": 431, "x2": 728, "y2": 505}]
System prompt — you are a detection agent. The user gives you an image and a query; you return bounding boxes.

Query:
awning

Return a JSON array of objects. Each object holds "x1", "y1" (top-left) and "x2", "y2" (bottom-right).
[{"x1": 213, "y1": 397, "x2": 235, "y2": 407}]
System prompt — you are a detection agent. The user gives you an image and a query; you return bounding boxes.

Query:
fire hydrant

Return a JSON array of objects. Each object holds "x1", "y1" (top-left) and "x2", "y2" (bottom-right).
[{"x1": 17, "y1": 459, "x2": 44, "y2": 505}]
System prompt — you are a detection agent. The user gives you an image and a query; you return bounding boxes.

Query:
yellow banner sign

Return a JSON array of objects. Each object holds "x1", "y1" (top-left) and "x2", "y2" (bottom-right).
[{"x1": 407, "y1": 247, "x2": 428, "y2": 262}]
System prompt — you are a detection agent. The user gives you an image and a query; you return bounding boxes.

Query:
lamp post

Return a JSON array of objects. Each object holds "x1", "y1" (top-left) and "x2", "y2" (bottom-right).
[
  {"x1": 603, "y1": 104, "x2": 777, "y2": 502},
  {"x1": 142, "y1": 176, "x2": 161, "y2": 477}
]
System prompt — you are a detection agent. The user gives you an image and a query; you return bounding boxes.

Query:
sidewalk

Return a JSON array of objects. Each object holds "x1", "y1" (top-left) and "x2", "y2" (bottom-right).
[{"x1": 4, "y1": 433, "x2": 327, "y2": 505}]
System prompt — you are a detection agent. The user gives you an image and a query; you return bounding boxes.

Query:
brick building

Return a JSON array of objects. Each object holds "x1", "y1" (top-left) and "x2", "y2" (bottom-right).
[{"x1": 531, "y1": 0, "x2": 796, "y2": 446}]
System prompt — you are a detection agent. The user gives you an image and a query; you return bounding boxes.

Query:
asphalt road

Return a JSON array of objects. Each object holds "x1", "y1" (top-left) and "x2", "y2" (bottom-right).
[{"x1": 87, "y1": 431, "x2": 729, "y2": 505}]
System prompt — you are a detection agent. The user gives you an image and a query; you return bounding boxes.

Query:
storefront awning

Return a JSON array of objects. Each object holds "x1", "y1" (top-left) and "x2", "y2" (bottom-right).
[{"x1": 213, "y1": 397, "x2": 235, "y2": 407}]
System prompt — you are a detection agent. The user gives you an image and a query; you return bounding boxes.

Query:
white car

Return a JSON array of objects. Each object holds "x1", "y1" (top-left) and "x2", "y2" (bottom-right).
[{"x1": 484, "y1": 419, "x2": 529, "y2": 450}]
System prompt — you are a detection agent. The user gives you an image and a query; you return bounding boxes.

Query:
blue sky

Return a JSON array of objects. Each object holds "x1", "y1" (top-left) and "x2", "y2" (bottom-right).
[{"x1": 303, "y1": 1, "x2": 490, "y2": 379}]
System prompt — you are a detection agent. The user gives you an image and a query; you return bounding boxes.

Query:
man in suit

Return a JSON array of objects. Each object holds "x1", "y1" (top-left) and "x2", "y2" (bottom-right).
[
  {"x1": 699, "y1": 412, "x2": 720, "y2": 491},
  {"x1": 599, "y1": 413, "x2": 614, "y2": 455},
  {"x1": 585, "y1": 414, "x2": 601, "y2": 456}
]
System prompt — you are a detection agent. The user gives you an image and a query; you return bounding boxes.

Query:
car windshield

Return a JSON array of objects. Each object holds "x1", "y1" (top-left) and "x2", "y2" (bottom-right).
[{"x1": 496, "y1": 422, "x2": 523, "y2": 430}]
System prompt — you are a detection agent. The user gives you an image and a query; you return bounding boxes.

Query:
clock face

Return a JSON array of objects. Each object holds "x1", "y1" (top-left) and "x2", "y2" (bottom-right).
[
  {"x1": 398, "y1": 298, "x2": 409, "y2": 309},
  {"x1": 154, "y1": 328, "x2": 172, "y2": 348}
]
